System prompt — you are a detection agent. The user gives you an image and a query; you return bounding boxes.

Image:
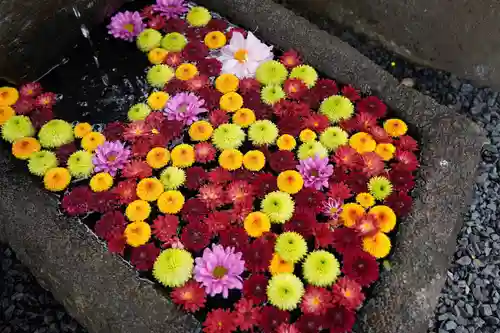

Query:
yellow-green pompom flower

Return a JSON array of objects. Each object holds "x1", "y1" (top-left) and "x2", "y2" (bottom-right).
[
  {"x1": 302, "y1": 250, "x2": 340, "y2": 287},
  {"x1": 147, "y1": 64, "x2": 175, "y2": 88},
  {"x1": 186, "y1": 6, "x2": 211, "y2": 27},
  {"x1": 127, "y1": 103, "x2": 151, "y2": 121},
  {"x1": 160, "y1": 166, "x2": 186, "y2": 190},
  {"x1": 153, "y1": 248, "x2": 194, "y2": 288},
  {"x1": 1, "y1": 115, "x2": 35, "y2": 143},
  {"x1": 212, "y1": 123, "x2": 245, "y2": 150},
  {"x1": 38, "y1": 119, "x2": 74, "y2": 148},
  {"x1": 28, "y1": 151, "x2": 58, "y2": 176},
  {"x1": 261, "y1": 85, "x2": 286, "y2": 105},
  {"x1": 275, "y1": 232, "x2": 308, "y2": 263},
  {"x1": 289, "y1": 65, "x2": 318, "y2": 88},
  {"x1": 136, "y1": 28, "x2": 162, "y2": 52},
  {"x1": 256, "y1": 60, "x2": 288, "y2": 85},
  {"x1": 320, "y1": 126, "x2": 348, "y2": 151},
  {"x1": 248, "y1": 120, "x2": 279, "y2": 146},
  {"x1": 297, "y1": 141, "x2": 328, "y2": 160},
  {"x1": 67, "y1": 150, "x2": 94, "y2": 179},
  {"x1": 267, "y1": 273, "x2": 304, "y2": 310},
  {"x1": 261, "y1": 191, "x2": 295, "y2": 224},
  {"x1": 161, "y1": 32, "x2": 187, "y2": 52},
  {"x1": 320, "y1": 95, "x2": 354, "y2": 123},
  {"x1": 368, "y1": 176, "x2": 393, "y2": 200}
]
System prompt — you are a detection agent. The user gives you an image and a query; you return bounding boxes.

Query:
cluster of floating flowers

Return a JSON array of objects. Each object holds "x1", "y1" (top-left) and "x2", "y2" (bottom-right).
[{"x1": 0, "y1": 1, "x2": 419, "y2": 332}]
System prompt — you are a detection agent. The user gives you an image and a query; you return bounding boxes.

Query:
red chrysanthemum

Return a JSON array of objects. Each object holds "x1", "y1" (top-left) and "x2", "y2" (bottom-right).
[
  {"x1": 311, "y1": 78, "x2": 339, "y2": 100},
  {"x1": 357, "y1": 96, "x2": 387, "y2": 118},
  {"x1": 239, "y1": 78, "x2": 261, "y2": 94},
  {"x1": 164, "y1": 18, "x2": 188, "y2": 32},
  {"x1": 369, "y1": 125, "x2": 393, "y2": 144},
  {"x1": 344, "y1": 171, "x2": 368, "y2": 194},
  {"x1": 203, "y1": 309, "x2": 236, "y2": 333},
  {"x1": 186, "y1": 27, "x2": 209, "y2": 40},
  {"x1": 124, "y1": 121, "x2": 149, "y2": 142},
  {"x1": 131, "y1": 138, "x2": 153, "y2": 158},
  {"x1": 163, "y1": 52, "x2": 184, "y2": 68},
  {"x1": 279, "y1": 49, "x2": 302, "y2": 69},
  {"x1": 243, "y1": 91, "x2": 272, "y2": 119},
  {"x1": 243, "y1": 274, "x2": 268, "y2": 304},
  {"x1": 352, "y1": 111, "x2": 377, "y2": 132},
  {"x1": 276, "y1": 323, "x2": 300, "y2": 333},
  {"x1": 243, "y1": 239, "x2": 274, "y2": 273},
  {"x1": 107, "y1": 229, "x2": 127, "y2": 255},
  {"x1": 180, "y1": 220, "x2": 211, "y2": 252},
  {"x1": 35, "y1": 92, "x2": 57, "y2": 108},
  {"x1": 302, "y1": 113, "x2": 330, "y2": 133},
  {"x1": 130, "y1": 243, "x2": 160, "y2": 271},
  {"x1": 181, "y1": 198, "x2": 210, "y2": 224},
  {"x1": 207, "y1": 167, "x2": 233, "y2": 185},
  {"x1": 332, "y1": 277, "x2": 365, "y2": 310},
  {"x1": 300, "y1": 90, "x2": 322, "y2": 109},
  {"x1": 389, "y1": 169, "x2": 415, "y2": 192},
  {"x1": 227, "y1": 181, "x2": 254, "y2": 205},
  {"x1": 194, "y1": 142, "x2": 217, "y2": 163},
  {"x1": 171, "y1": 280, "x2": 207, "y2": 313},
  {"x1": 103, "y1": 121, "x2": 125, "y2": 141},
  {"x1": 61, "y1": 186, "x2": 94, "y2": 216},
  {"x1": 277, "y1": 116, "x2": 303, "y2": 136},
  {"x1": 185, "y1": 74, "x2": 209, "y2": 91},
  {"x1": 395, "y1": 135, "x2": 419, "y2": 152},
  {"x1": 206, "y1": 18, "x2": 228, "y2": 31},
  {"x1": 327, "y1": 182, "x2": 352, "y2": 201},
  {"x1": 294, "y1": 188, "x2": 326, "y2": 214},
  {"x1": 198, "y1": 87, "x2": 222, "y2": 110},
  {"x1": 295, "y1": 314, "x2": 327, "y2": 333},
  {"x1": 209, "y1": 109, "x2": 229, "y2": 127},
  {"x1": 122, "y1": 160, "x2": 153, "y2": 179},
  {"x1": 182, "y1": 42, "x2": 209, "y2": 61},
  {"x1": 257, "y1": 232, "x2": 277, "y2": 247},
  {"x1": 341, "y1": 85, "x2": 360, "y2": 102},
  {"x1": 259, "y1": 306, "x2": 290, "y2": 333},
  {"x1": 93, "y1": 191, "x2": 121, "y2": 213},
  {"x1": 329, "y1": 166, "x2": 350, "y2": 183},
  {"x1": 185, "y1": 166, "x2": 207, "y2": 190},
  {"x1": 219, "y1": 226, "x2": 249, "y2": 251},
  {"x1": 148, "y1": 15, "x2": 166, "y2": 30},
  {"x1": 13, "y1": 97, "x2": 35, "y2": 115},
  {"x1": 269, "y1": 150, "x2": 297, "y2": 173},
  {"x1": 164, "y1": 78, "x2": 186, "y2": 94},
  {"x1": 141, "y1": 5, "x2": 155, "y2": 19},
  {"x1": 273, "y1": 100, "x2": 311, "y2": 118},
  {"x1": 342, "y1": 251, "x2": 380, "y2": 287},
  {"x1": 283, "y1": 78, "x2": 308, "y2": 100},
  {"x1": 94, "y1": 210, "x2": 127, "y2": 241},
  {"x1": 198, "y1": 183, "x2": 226, "y2": 209},
  {"x1": 300, "y1": 286, "x2": 332, "y2": 315},
  {"x1": 55, "y1": 142, "x2": 77, "y2": 165},
  {"x1": 251, "y1": 173, "x2": 277, "y2": 198},
  {"x1": 226, "y1": 27, "x2": 247, "y2": 40},
  {"x1": 29, "y1": 107, "x2": 54, "y2": 129},
  {"x1": 361, "y1": 152, "x2": 385, "y2": 177},
  {"x1": 152, "y1": 215, "x2": 179, "y2": 243},
  {"x1": 112, "y1": 179, "x2": 137, "y2": 204},
  {"x1": 204, "y1": 211, "x2": 231, "y2": 235},
  {"x1": 233, "y1": 169, "x2": 258, "y2": 182},
  {"x1": 229, "y1": 200, "x2": 254, "y2": 224},
  {"x1": 234, "y1": 298, "x2": 261, "y2": 331},
  {"x1": 158, "y1": 119, "x2": 183, "y2": 144},
  {"x1": 312, "y1": 223, "x2": 335, "y2": 249},
  {"x1": 284, "y1": 210, "x2": 318, "y2": 238},
  {"x1": 392, "y1": 150, "x2": 419, "y2": 172},
  {"x1": 354, "y1": 213, "x2": 380, "y2": 237},
  {"x1": 197, "y1": 58, "x2": 222, "y2": 77},
  {"x1": 325, "y1": 304, "x2": 356, "y2": 333},
  {"x1": 333, "y1": 145, "x2": 363, "y2": 170},
  {"x1": 384, "y1": 191, "x2": 413, "y2": 217},
  {"x1": 331, "y1": 227, "x2": 363, "y2": 254},
  {"x1": 19, "y1": 82, "x2": 42, "y2": 98}
]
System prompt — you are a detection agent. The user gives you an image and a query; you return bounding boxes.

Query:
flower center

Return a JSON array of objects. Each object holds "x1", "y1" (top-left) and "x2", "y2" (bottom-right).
[
  {"x1": 182, "y1": 291, "x2": 193, "y2": 300},
  {"x1": 151, "y1": 128, "x2": 159, "y2": 134},
  {"x1": 312, "y1": 296, "x2": 320, "y2": 305},
  {"x1": 234, "y1": 49, "x2": 248, "y2": 63},
  {"x1": 107, "y1": 154, "x2": 117, "y2": 162},
  {"x1": 310, "y1": 170, "x2": 319, "y2": 177},
  {"x1": 0, "y1": 91, "x2": 8, "y2": 98},
  {"x1": 344, "y1": 290, "x2": 352, "y2": 297},
  {"x1": 178, "y1": 104, "x2": 188, "y2": 113},
  {"x1": 330, "y1": 207, "x2": 338, "y2": 214},
  {"x1": 212, "y1": 265, "x2": 228, "y2": 279},
  {"x1": 123, "y1": 23, "x2": 134, "y2": 32}
]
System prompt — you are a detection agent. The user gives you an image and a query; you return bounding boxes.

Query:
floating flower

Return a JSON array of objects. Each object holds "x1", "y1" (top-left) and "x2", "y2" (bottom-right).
[
  {"x1": 212, "y1": 123, "x2": 245, "y2": 150},
  {"x1": 368, "y1": 176, "x2": 393, "y2": 200},
  {"x1": 203, "y1": 309, "x2": 236, "y2": 333},
  {"x1": 182, "y1": 198, "x2": 210, "y2": 223},
  {"x1": 268, "y1": 252, "x2": 294, "y2": 275},
  {"x1": 218, "y1": 149, "x2": 243, "y2": 170},
  {"x1": 363, "y1": 232, "x2": 391, "y2": 258},
  {"x1": 188, "y1": 120, "x2": 213, "y2": 142},
  {"x1": 37, "y1": 119, "x2": 74, "y2": 148},
  {"x1": 322, "y1": 197, "x2": 343, "y2": 221},
  {"x1": 148, "y1": 48, "x2": 168, "y2": 65},
  {"x1": 171, "y1": 280, "x2": 206, "y2": 313},
  {"x1": 277, "y1": 134, "x2": 296, "y2": 151},
  {"x1": 248, "y1": 120, "x2": 279, "y2": 146},
  {"x1": 384, "y1": 118, "x2": 408, "y2": 137},
  {"x1": 182, "y1": 42, "x2": 209, "y2": 62},
  {"x1": 240, "y1": 150, "x2": 264, "y2": 172},
  {"x1": 261, "y1": 85, "x2": 286, "y2": 105},
  {"x1": 160, "y1": 166, "x2": 185, "y2": 190},
  {"x1": 186, "y1": 6, "x2": 211, "y2": 27},
  {"x1": 325, "y1": 304, "x2": 356, "y2": 333},
  {"x1": 147, "y1": 64, "x2": 175, "y2": 88},
  {"x1": 300, "y1": 286, "x2": 331, "y2": 315},
  {"x1": 2, "y1": 115, "x2": 35, "y2": 143},
  {"x1": 0, "y1": 106, "x2": 15, "y2": 125},
  {"x1": 349, "y1": 132, "x2": 376, "y2": 154},
  {"x1": 267, "y1": 273, "x2": 304, "y2": 310},
  {"x1": 171, "y1": 144, "x2": 195, "y2": 167},
  {"x1": 339, "y1": 203, "x2": 365, "y2": 227},
  {"x1": 136, "y1": 177, "x2": 164, "y2": 201},
  {"x1": 320, "y1": 126, "x2": 348, "y2": 151},
  {"x1": 303, "y1": 250, "x2": 340, "y2": 287},
  {"x1": 0, "y1": 87, "x2": 19, "y2": 106},
  {"x1": 243, "y1": 274, "x2": 268, "y2": 304},
  {"x1": 269, "y1": 150, "x2": 297, "y2": 173},
  {"x1": 233, "y1": 298, "x2": 261, "y2": 331},
  {"x1": 107, "y1": 11, "x2": 145, "y2": 41},
  {"x1": 204, "y1": 211, "x2": 231, "y2": 235},
  {"x1": 275, "y1": 232, "x2": 307, "y2": 263},
  {"x1": 298, "y1": 129, "x2": 316, "y2": 143},
  {"x1": 231, "y1": 108, "x2": 255, "y2": 128},
  {"x1": 35, "y1": 92, "x2": 56, "y2": 109},
  {"x1": 320, "y1": 95, "x2": 354, "y2": 123},
  {"x1": 180, "y1": 220, "x2": 211, "y2": 251},
  {"x1": 73, "y1": 123, "x2": 92, "y2": 139},
  {"x1": 361, "y1": 151, "x2": 384, "y2": 177},
  {"x1": 297, "y1": 155, "x2": 333, "y2": 190},
  {"x1": 12, "y1": 137, "x2": 40, "y2": 160},
  {"x1": 198, "y1": 58, "x2": 222, "y2": 76},
  {"x1": 152, "y1": 214, "x2": 179, "y2": 242},
  {"x1": 332, "y1": 277, "x2": 365, "y2": 310},
  {"x1": 81, "y1": 132, "x2": 106, "y2": 152},
  {"x1": 89, "y1": 172, "x2": 113, "y2": 192},
  {"x1": 256, "y1": 60, "x2": 288, "y2": 86},
  {"x1": 145, "y1": 147, "x2": 169, "y2": 169},
  {"x1": 122, "y1": 160, "x2": 152, "y2": 179},
  {"x1": 43, "y1": 167, "x2": 71, "y2": 192},
  {"x1": 130, "y1": 243, "x2": 160, "y2": 271},
  {"x1": 260, "y1": 306, "x2": 290, "y2": 333},
  {"x1": 277, "y1": 170, "x2": 304, "y2": 194},
  {"x1": 242, "y1": 212, "x2": 270, "y2": 238},
  {"x1": 194, "y1": 142, "x2": 216, "y2": 163},
  {"x1": 356, "y1": 192, "x2": 375, "y2": 208},
  {"x1": 61, "y1": 186, "x2": 94, "y2": 216},
  {"x1": 289, "y1": 65, "x2": 318, "y2": 88},
  {"x1": 220, "y1": 92, "x2": 243, "y2": 111},
  {"x1": 279, "y1": 49, "x2": 302, "y2": 69},
  {"x1": 175, "y1": 63, "x2": 198, "y2": 81},
  {"x1": 297, "y1": 141, "x2": 328, "y2": 160},
  {"x1": 136, "y1": 28, "x2": 162, "y2": 52},
  {"x1": 261, "y1": 191, "x2": 295, "y2": 224},
  {"x1": 205, "y1": 31, "x2": 227, "y2": 49},
  {"x1": 92, "y1": 141, "x2": 130, "y2": 176},
  {"x1": 19, "y1": 83, "x2": 42, "y2": 98},
  {"x1": 215, "y1": 73, "x2": 239, "y2": 94},
  {"x1": 369, "y1": 205, "x2": 397, "y2": 233},
  {"x1": 393, "y1": 150, "x2": 419, "y2": 171},
  {"x1": 375, "y1": 142, "x2": 396, "y2": 161},
  {"x1": 342, "y1": 251, "x2": 379, "y2": 286},
  {"x1": 125, "y1": 200, "x2": 151, "y2": 221},
  {"x1": 124, "y1": 221, "x2": 151, "y2": 247},
  {"x1": 153, "y1": 248, "x2": 194, "y2": 287},
  {"x1": 283, "y1": 78, "x2": 307, "y2": 99},
  {"x1": 27, "y1": 150, "x2": 58, "y2": 176},
  {"x1": 152, "y1": 0, "x2": 187, "y2": 18}
]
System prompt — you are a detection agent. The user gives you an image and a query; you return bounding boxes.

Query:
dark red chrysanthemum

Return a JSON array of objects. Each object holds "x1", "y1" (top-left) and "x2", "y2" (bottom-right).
[
  {"x1": 325, "y1": 304, "x2": 356, "y2": 333},
  {"x1": 344, "y1": 171, "x2": 368, "y2": 194},
  {"x1": 197, "y1": 58, "x2": 222, "y2": 77},
  {"x1": 180, "y1": 220, "x2": 211, "y2": 252},
  {"x1": 234, "y1": 298, "x2": 261, "y2": 331},
  {"x1": 333, "y1": 145, "x2": 363, "y2": 170},
  {"x1": 198, "y1": 87, "x2": 222, "y2": 110},
  {"x1": 369, "y1": 125, "x2": 393, "y2": 144},
  {"x1": 300, "y1": 90, "x2": 322, "y2": 109},
  {"x1": 182, "y1": 42, "x2": 209, "y2": 61},
  {"x1": 203, "y1": 309, "x2": 236, "y2": 333},
  {"x1": 112, "y1": 179, "x2": 137, "y2": 204},
  {"x1": 311, "y1": 78, "x2": 339, "y2": 100},
  {"x1": 207, "y1": 167, "x2": 233, "y2": 185},
  {"x1": 243, "y1": 91, "x2": 272, "y2": 119},
  {"x1": 226, "y1": 27, "x2": 247, "y2": 39},
  {"x1": 122, "y1": 160, "x2": 153, "y2": 179},
  {"x1": 239, "y1": 78, "x2": 261, "y2": 94},
  {"x1": 158, "y1": 119, "x2": 183, "y2": 145},
  {"x1": 233, "y1": 169, "x2": 258, "y2": 182},
  {"x1": 13, "y1": 97, "x2": 35, "y2": 115},
  {"x1": 55, "y1": 142, "x2": 77, "y2": 165},
  {"x1": 185, "y1": 74, "x2": 209, "y2": 91},
  {"x1": 251, "y1": 173, "x2": 277, "y2": 198},
  {"x1": 204, "y1": 211, "x2": 231, "y2": 235},
  {"x1": 103, "y1": 121, "x2": 125, "y2": 141},
  {"x1": 171, "y1": 280, "x2": 207, "y2": 313},
  {"x1": 361, "y1": 152, "x2": 385, "y2": 177},
  {"x1": 185, "y1": 166, "x2": 207, "y2": 190},
  {"x1": 181, "y1": 198, "x2": 210, "y2": 224},
  {"x1": 341, "y1": 85, "x2": 361, "y2": 102},
  {"x1": 94, "y1": 210, "x2": 127, "y2": 241},
  {"x1": 19, "y1": 82, "x2": 43, "y2": 98},
  {"x1": 29, "y1": 107, "x2": 54, "y2": 129},
  {"x1": 35, "y1": 92, "x2": 57, "y2": 109},
  {"x1": 300, "y1": 286, "x2": 332, "y2": 315},
  {"x1": 331, "y1": 227, "x2": 363, "y2": 254},
  {"x1": 352, "y1": 111, "x2": 377, "y2": 132},
  {"x1": 283, "y1": 78, "x2": 308, "y2": 100},
  {"x1": 284, "y1": 210, "x2": 317, "y2": 238},
  {"x1": 327, "y1": 182, "x2": 352, "y2": 201},
  {"x1": 389, "y1": 169, "x2": 415, "y2": 192},
  {"x1": 273, "y1": 100, "x2": 311, "y2": 118},
  {"x1": 206, "y1": 18, "x2": 228, "y2": 32},
  {"x1": 330, "y1": 166, "x2": 350, "y2": 183},
  {"x1": 141, "y1": 5, "x2": 155, "y2": 19},
  {"x1": 342, "y1": 251, "x2": 380, "y2": 287},
  {"x1": 164, "y1": 18, "x2": 188, "y2": 32},
  {"x1": 279, "y1": 49, "x2": 302, "y2": 69},
  {"x1": 243, "y1": 274, "x2": 268, "y2": 304},
  {"x1": 243, "y1": 239, "x2": 274, "y2": 273},
  {"x1": 61, "y1": 186, "x2": 94, "y2": 216},
  {"x1": 194, "y1": 142, "x2": 216, "y2": 163},
  {"x1": 357, "y1": 96, "x2": 387, "y2": 118},
  {"x1": 152, "y1": 215, "x2": 179, "y2": 243},
  {"x1": 312, "y1": 223, "x2": 335, "y2": 249},
  {"x1": 209, "y1": 109, "x2": 229, "y2": 127},
  {"x1": 384, "y1": 191, "x2": 413, "y2": 216},
  {"x1": 198, "y1": 183, "x2": 226, "y2": 209},
  {"x1": 294, "y1": 188, "x2": 326, "y2": 214},
  {"x1": 277, "y1": 116, "x2": 304, "y2": 136},
  {"x1": 107, "y1": 230, "x2": 126, "y2": 255},
  {"x1": 295, "y1": 314, "x2": 327, "y2": 333},
  {"x1": 302, "y1": 114, "x2": 330, "y2": 133},
  {"x1": 163, "y1": 52, "x2": 184, "y2": 68},
  {"x1": 164, "y1": 78, "x2": 186, "y2": 94},
  {"x1": 396, "y1": 135, "x2": 419, "y2": 152},
  {"x1": 219, "y1": 226, "x2": 249, "y2": 251},
  {"x1": 93, "y1": 191, "x2": 121, "y2": 213},
  {"x1": 130, "y1": 243, "x2": 160, "y2": 271},
  {"x1": 392, "y1": 150, "x2": 419, "y2": 172},
  {"x1": 332, "y1": 277, "x2": 365, "y2": 310},
  {"x1": 259, "y1": 306, "x2": 290, "y2": 333},
  {"x1": 186, "y1": 27, "x2": 209, "y2": 40},
  {"x1": 131, "y1": 138, "x2": 153, "y2": 158},
  {"x1": 148, "y1": 15, "x2": 166, "y2": 30},
  {"x1": 269, "y1": 150, "x2": 297, "y2": 173}
]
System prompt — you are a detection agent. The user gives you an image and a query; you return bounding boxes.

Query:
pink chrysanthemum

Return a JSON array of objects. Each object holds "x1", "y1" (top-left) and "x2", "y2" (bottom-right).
[
  {"x1": 332, "y1": 277, "x2": 365, "y2": 310},
  {"x1": 152, "y1": 215, "x2": 179, "y2": 243},
  {"x1": 333, "y1": 145, "x2": 363, "y2": 170},
  {"x1": 283, "y1": 78, "x2": 308, "y2": 100},
  {"x1": 300, "y1": 286, "x2": 332, "y2": 315},
  {"x1": 108, "y1": 11, "x2": 145, "y2": 41},
  {"x1": 234, "y1": 298, "x2": 261, "y2": 331},
  {"x1": 226, "y1": 181, "x2": 254, "y2": 205},
  {"x1": 152, "y1": 0, "x2": 188, "y2": 18},
  {"x1": 124, "y1": 121, "x2": 149, "y2": 142},
  {"x1": 130, "y1": 243, "x2": 160, "y2": 271},
  {"x1": 171, "y1": 280, "x2": 207, "y2": 313},
  {"x1": 163, "y1": 53, "x2": 184, "y2": 69},
  {"x1": 322, "y1": 197, "x2": 343, "y2": 221},
  {"x1": 297, "y1": 155, "x2": 334, "y2": 191},
  {"x1": 19, "y1": 82, "x2": 42, "y2": 98},
  {"x1": 93, "y1": 140, "x2": 131, "y2": 176},
  {"x1": 279, "y1": 50, "x2": 302, "y2": 69},
  {"x1": 164, "y1": 92, "x2": 207, "y2": 126},
  {"x1": 35, "y1": 92, "x2": 57, "y2": 109}
]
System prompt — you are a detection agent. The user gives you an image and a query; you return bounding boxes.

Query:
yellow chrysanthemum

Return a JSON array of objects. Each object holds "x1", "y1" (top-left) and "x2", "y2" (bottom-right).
[
  {"x1": 186, "y1": 6, "x2": 211, "y2": 27},
  {"x1": 12, "y1": 137, "x2": 41, "y2": 160},
  {"x1": 363, "y1": 232, "x2": 392, "y2": 259},
  {"x1": 0, "y1": 87, "x2": 19, "y2": 106},
  {"x1": 157, "y1": 190, "x2": 185, "y2": 214},
  {"x1": 375, "y1": 143, "x2": 396, "y2": 161},
  {"x1": 81, "y1": 132, "x2": 106, "y2": 152},
  {"x1": 73, "y1": 122, "x2": 92, "y2": 139},
  {"x1": 204, "y1": 31, "x2": 227, "y2": 49},
  {"x1": 340, "y1": 203, "x2": 365, "y2": 227},
  {"x1": 125, "y1": 200, "x2": 152, "y2": 221},
  {"x1": 147, "y1": 91, "x2": 170, "y2": 110},
  {"x1": 244, "y1": 212, "x2": 271, "y2": 237},
  {"x1": 171, "y1": 144, "x2": 195, "y2": 168},
  {"x1": 43, "y1": 168, "x2": 71, "y2": 192},
  {"x1": 277, "y1": 170, "x2": 304, "y2": 194},
  {"x1": 89, "y1": 172, "x2": 113, "y2": 192},
  {"x1": 188, "y1": 120, "x2": 213, "y2": 141},
  {"x1": 269, "y1": 253, "x2": 294, "y2": 276},
  {"x1": 175, "y1": 63, "x2": 198, "y2": 81},
  {"x1": 232, "y1": 108, "x2": 256, "y2": 128},
  {"x1": 220, "y1": 92, "x2": 243, "y2": 112},
  {"x1": 349, "y1": 132, "x2": 376, "y2": 154},
  {"x1": 125, "y1": 221, "x2": 151, "y2": 247},
  {"x1": 242, "y1": 150, "x2": 266, "y2": 171},
  {"x1": 219, "y1": 149, "x2": 243, "y2": 170},
  {"x1": 148, "y1": 48, "x2": 168, "y2": 65},
  {"x1": 277, "y1": 134, "x2": 296, "y2": 151},
  {"x1": 383, "y1": 119, "x2": 408, "y2": 137},
  {"x1": 137, "y1": 178, "x2": 164, "y2": 201},
  {"x1": 299, "y1": 129, "x2": 317, "y2": 142},
  {"x1": 356, "y1": 192, "x2": 376, "y2": 208},
  {"x1": 369, "y1": 205, "x2": 397, "y2": 233},
  {"x1": 0, "y1": 105, "x2": 15, "y2": 125},
  {"x1": 215, "y1": 74, "x2": 239, "y2": 94},
  {"x1": 146, "y1": 147, "x2": 170, "y2": 169}
]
